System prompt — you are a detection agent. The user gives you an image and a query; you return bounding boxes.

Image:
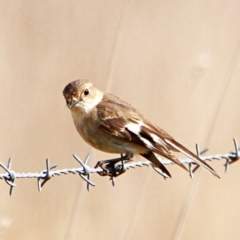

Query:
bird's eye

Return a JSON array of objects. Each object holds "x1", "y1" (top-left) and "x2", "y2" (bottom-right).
[{"x1": 84, "y1": 89, "x2": 89, "y2": 96}]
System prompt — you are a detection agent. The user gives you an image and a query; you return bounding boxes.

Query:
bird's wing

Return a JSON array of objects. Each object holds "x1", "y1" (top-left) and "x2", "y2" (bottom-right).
[
  {"x1": 96, "y1": 94, "x2": 188, "y2": 172},
  {"x1": 96, "y1": 93, "x2": 219, "y2": 178},
  {"x1": 97, "y1": 94, "x2": 167, "y2": 147},
  {"x1": 164, "y1": 138, "x2": 220, "y2": 178},
  {"x1": 96, "y1": 93, "x2": 145, "y2": 142}
]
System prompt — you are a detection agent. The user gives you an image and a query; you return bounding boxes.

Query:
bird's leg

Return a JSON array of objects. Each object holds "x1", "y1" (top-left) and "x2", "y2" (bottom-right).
[{"x1": 95, "y1": 153, "x2": 133, "y2": 177}]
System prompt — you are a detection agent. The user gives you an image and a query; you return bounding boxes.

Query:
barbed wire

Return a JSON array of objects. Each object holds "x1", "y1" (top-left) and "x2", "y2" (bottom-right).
[{"x1": 0, "y1": 138, "x2": 239, "y2": 195}]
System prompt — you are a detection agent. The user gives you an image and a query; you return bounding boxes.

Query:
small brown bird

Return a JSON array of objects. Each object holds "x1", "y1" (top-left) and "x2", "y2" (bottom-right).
[{"x1": 63, "y1": 79, "x2": 219, "y2": 178}]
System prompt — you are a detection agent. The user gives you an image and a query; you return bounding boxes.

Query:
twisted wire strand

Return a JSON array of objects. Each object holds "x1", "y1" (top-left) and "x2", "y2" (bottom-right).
[{"x1": 0, "y1": 139, "x2": 239, "y2": 195}]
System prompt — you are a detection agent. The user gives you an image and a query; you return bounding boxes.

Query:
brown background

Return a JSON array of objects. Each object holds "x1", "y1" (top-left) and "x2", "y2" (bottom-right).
[{"x1": 1, "y1": 1, "x2": 240, "y2": 239}]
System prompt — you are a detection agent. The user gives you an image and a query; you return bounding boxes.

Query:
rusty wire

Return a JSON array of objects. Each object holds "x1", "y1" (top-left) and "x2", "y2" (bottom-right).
[{"x1": 0, "y1": 138, "x2": 239, "y2": 195}]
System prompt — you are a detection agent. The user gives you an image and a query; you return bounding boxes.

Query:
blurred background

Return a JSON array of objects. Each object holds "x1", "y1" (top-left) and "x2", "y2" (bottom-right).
[{"x1": 0, "y1": 1, "x2": 240, "y2": 239}]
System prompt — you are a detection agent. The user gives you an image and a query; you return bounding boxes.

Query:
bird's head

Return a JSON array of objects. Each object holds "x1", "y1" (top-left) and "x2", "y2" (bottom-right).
[{"x1": 63, "y1": 79, "x2": 103, "y2": 113}]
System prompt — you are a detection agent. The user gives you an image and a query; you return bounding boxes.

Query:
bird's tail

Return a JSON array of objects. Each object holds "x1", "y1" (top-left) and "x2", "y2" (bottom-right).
[{"x1": 141, "y1": 152, "x2": 172, "y2": 178}]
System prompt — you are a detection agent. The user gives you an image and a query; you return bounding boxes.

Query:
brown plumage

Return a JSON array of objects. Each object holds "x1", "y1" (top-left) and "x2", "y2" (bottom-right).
[{"x1": 63, "y1": 79, "x2": 219, "y2": 178}]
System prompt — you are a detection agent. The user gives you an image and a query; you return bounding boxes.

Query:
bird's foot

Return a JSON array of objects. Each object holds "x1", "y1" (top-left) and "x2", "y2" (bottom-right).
[{"x1": 95, "y1": 154, "x2": 133, "y2": 177}]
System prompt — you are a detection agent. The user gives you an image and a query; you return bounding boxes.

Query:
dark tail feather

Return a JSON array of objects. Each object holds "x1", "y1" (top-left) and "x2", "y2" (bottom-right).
[
  {"x1": 165, "y1": 138, "x2": 220, "y2": 178},
  {"x1": 141, "y1": 152, "x2": 172, "y2": 178}
]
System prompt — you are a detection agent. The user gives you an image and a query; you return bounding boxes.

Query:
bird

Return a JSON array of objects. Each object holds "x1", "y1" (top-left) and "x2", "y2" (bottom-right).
[{"x1": 63, "y1": 79, "x2": 219, "y2": 178}]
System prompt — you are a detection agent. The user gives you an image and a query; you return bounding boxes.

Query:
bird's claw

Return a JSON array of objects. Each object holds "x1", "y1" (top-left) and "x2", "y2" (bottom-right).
[{"x1": 94, "y1": 156, "x2": 132, "y2": 177}]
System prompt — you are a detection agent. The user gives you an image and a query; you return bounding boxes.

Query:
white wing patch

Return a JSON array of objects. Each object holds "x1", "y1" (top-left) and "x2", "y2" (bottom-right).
[
  {"x1": 126, "y1": 121, "x2": 155, "y2": 150},
  {"x1": 126, "y1": 122, "x2": 142, "y2": 135}
]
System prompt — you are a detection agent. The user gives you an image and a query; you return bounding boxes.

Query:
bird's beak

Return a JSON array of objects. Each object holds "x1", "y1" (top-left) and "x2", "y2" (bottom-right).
[{"x1": 68, "y1": 98, "x2": 81, "y2": 109}]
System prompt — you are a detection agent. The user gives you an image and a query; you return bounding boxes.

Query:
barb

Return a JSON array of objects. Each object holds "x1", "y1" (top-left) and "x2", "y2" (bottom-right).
[
  {"x1": 0, "y1": 139, "x2": 239, "y2": 195},
  {"x1": 0, "y1": 158, "x2": 16, "y2": 196},
  {"x1": 38, "y1": 159, "x2": 58, "y2": 192},
  {"x1": 73, "y1": 154, "x2": 95, "y2": 191}
]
